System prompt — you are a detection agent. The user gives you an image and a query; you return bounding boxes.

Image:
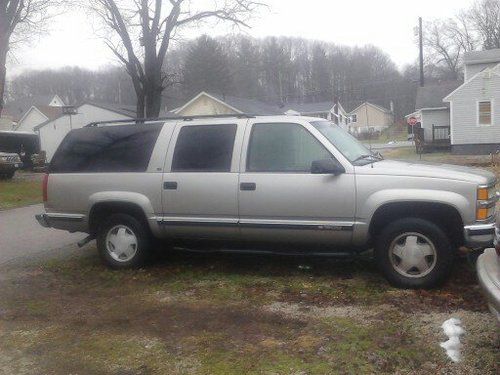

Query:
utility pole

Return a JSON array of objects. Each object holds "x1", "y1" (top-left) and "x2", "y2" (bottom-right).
[{"x1": 419, "y1": 17, "x2": 425, "y2": 87}]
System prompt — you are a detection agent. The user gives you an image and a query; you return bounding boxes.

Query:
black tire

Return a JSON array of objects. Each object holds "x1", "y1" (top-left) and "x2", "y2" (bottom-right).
[
  {"x1": 5, "y1": 171, "x2": 15, "y2": 179},
  {"x1": 375, "y1": 218, "x2": 454, "y2": 289},
  {"x1": 96, "y1": 213, "x2": 152, "y2": 269}
]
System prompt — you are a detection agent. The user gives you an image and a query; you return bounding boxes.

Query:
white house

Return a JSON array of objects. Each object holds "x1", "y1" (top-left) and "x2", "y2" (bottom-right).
[
  {"x1": 34, "y1": 102, "x2": 135, "y2": 161},
  {"x1": 405, "y1": 82, "x2": 461, "y2": 143},
  {"x1": 444, "y1": 49, "x2": 500, "y2": 154},
  {"x1": 14, "y1": 94, "x2": 66, "y2": 133}
]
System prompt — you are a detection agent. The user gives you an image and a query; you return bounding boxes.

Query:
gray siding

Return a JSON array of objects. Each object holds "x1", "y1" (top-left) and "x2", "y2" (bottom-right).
[
  {"x1": 448, "y1": 72, "x2": 500, "y2": 146},
  {"x1": 421, "y1": 109, "x2": 449, "y2": 141},
  {"x1": 465, "y1": 62, "x2": 498, "y2": 81}
]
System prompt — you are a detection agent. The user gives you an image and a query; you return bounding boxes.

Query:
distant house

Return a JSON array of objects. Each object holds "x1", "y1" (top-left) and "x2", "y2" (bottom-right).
[
  {"x1": 347, "y1": 102, "x2": 393, "y2": 135},
  {"x1": 174, "y1": 91, "x2": 282, "y2": 116},
  {"x1": 33, "y1": 102, "x2": 135, "y2": 161},
  {"x1": 405, "y1": 82, "x2": 461, "y2": 145},
  {"x1": 444, "y1": 49, "x2": 500, "y2": 154},
  {"x1": 7, "y1": 95, "x2": 65, "y2": 131},
  {"x1": 283, "y1": 101, "x2": 349, "y2": 129}
]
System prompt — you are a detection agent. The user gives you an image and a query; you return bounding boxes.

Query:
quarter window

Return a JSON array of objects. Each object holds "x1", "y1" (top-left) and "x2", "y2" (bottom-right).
[
  {"x1": 50, "y1": 124, "x2": 162, "y2": 173},
  {"x1": 351, "y1": 114, "x2": 357, "y2": 123},
  {"x1": 247, "y1": 123, "x2": 332, "y2": 172},
  {"x1": 478, "y1": 101, "x2": 492, "y2": 125},
  {"x1": 172, "y1": 124, "x2": 236, "y2": 172}
]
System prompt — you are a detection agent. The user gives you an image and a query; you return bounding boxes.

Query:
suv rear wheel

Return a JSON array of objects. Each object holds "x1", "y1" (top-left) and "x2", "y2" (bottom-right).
[
  {"x1": 375, "y1": 218, "x2": 454, "y2": 289},
  {"x1": 96, "y1": 213, "x2": 151, "y2": 269}
]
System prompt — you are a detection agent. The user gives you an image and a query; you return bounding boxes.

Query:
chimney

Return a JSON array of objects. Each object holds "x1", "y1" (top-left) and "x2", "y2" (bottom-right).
[{"x1": 390, "y1": 100, "x2": 394, "y2": 113}]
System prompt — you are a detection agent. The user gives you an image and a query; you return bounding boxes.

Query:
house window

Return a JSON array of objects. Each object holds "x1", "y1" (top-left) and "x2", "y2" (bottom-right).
[
  {"x1": 478, "y1": 101, "x2": 492, "y2": 125},
  {"x1": 339, "y1": 114, "x2": 343, "y2": 123},
  {"x1": 351, "y1": 114, "x2": 357, "y2": 123}
]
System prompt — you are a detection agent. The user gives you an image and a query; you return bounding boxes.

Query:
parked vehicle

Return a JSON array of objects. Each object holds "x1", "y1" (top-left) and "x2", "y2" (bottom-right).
[
  {"x1": 0, "y1": 151, "x2": 22, "y2": 179},
  {"x1": 0, "y1": 131, "x2": 40, "y2": 170},
  {"x1": 476, "y1": 227, "x2": 500, "y2": 322},
  {"x1": 36, "y1": 115, "x2": 498, "y2": 288}
]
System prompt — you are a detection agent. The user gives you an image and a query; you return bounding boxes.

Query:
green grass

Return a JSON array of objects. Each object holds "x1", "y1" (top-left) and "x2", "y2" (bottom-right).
[{"x1": 0, "y1": 177, "x2": 42, "y2": 209}]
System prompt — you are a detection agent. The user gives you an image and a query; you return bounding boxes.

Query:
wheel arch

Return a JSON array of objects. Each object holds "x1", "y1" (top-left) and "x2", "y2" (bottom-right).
[
  {"x1": 368, "y1": 201, "x2": 465, "y2": 248},
  {"x1": 87, "y1": 192, "x2": 159, "y2": 237}
]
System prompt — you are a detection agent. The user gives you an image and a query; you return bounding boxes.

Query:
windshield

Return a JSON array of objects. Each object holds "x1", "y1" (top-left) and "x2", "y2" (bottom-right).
[{"x1": 311, "y1": 121, "x2": 379, "y2": 165}]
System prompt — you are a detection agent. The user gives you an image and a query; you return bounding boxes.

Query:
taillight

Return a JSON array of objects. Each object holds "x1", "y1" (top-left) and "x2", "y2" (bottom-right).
[{"x1": 42, "y1": 173, "x2": 49, "y2": 202}]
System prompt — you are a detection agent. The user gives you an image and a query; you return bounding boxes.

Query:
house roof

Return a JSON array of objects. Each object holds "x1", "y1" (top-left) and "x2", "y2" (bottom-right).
[
  {"x1": 37, "y1": 106, "x2": 64, "y2": 120},
  {"x1": 348, "y1": 101, "x2": 391, "y2": 115},
  {"x1": 4, "y1": 95, "x2": 59, "y2": 122},
  {"x1": 209, "y1": 93, "x2": 283, "y2": 115},
  {"x1": 464, "y1": 49, "x2": 500, "y2": 64},
  {"x1": 33, "y1": 101, "x2": 136, "y2": 131},
  {"x1": 175, "y1": 91, "x2": 283, "y2": 115},
  {"x1": 283, "y1": 101, "x2": 334, "y2": 114},
  {"x1": 82, "y1": 101, "x2": 137, "y2": 118},
  {"x1": 415, "y1": 82, "x2": 462, "y2": 110}
]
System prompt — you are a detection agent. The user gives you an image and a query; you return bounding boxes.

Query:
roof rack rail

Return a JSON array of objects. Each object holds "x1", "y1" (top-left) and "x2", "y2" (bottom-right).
[{"x1": 84, "y1": 113, "x2": 256, "y2": 127}]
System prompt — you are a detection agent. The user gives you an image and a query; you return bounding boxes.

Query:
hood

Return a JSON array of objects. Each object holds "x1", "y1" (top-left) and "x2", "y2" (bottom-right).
[{"x1": 355, "y1": 159, "x2": 496, "y2": 185}]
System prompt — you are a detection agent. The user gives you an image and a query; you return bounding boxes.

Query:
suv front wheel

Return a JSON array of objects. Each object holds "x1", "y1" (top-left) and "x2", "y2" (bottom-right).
[
  {"x1": 96, "y1": 213, "x2": 152, "y2": 269},
  {"x1": 375, "y1": 218, "x2": 454, "y2": 289}
]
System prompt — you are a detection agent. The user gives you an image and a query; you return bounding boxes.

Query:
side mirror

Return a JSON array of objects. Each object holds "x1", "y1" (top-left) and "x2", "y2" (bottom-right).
[{"x1": 311, "y1": 159, "x2": 345, "y2": 175}]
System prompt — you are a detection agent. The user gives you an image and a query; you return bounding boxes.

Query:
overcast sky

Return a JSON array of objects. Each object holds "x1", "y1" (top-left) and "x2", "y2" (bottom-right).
[{"x1": 8, "y1": 0, "x2": 475, "y2": 76}]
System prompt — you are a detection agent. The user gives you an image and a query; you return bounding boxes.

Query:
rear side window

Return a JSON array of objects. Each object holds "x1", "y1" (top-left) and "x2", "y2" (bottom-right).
[
  {"x1": 171, "y1": 124, "x2": 237, "y2": 172},
  {"x1": 50, "y1": 124, "x2": 162, "y2": 173}
]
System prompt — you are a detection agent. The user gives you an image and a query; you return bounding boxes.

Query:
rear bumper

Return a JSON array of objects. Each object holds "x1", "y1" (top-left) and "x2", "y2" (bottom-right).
[
  {"x1": 35, "y1": 212, "x2": 87, "y2": 233},
  {"x1": 476, "y1": 248, "x2": 500, "y2": 322},
  {"x1": 464, "y1": 222, "x2": 496, "y2": 248},
  {"x1": 35, "y1": 213, "x2": 50, "y2": 228}
]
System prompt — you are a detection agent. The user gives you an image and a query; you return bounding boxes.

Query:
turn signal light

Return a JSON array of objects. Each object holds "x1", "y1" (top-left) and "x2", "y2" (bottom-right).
[
  {"x1": 477, "y1": 188, "x2": 489, "y2": 200},
  {"x1": 476, "y1": 208, "x2": 489, "y2": 220}
]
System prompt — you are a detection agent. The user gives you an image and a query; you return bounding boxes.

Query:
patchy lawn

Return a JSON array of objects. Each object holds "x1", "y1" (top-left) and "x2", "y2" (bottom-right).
[
  {"x1": 0, "y1": 247, "x2": 498, "y2": 375},
  {"x1": 0, "y1": 172, "x2": 42, "y2": 210}
]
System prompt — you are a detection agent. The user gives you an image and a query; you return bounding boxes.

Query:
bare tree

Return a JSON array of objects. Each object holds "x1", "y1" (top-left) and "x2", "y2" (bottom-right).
[
  {"x1": 469, "y1": 0, "x2": 500, "y2": 49},
  {"x1": 90, "y1": 0, "x2": 265, "y2": 118},
  {"x1": 423, "y1": 19, "x2": 475, "y2": 80},
  {"x1": 0, "y1": 0, "x2": 56, "y2": 116}
]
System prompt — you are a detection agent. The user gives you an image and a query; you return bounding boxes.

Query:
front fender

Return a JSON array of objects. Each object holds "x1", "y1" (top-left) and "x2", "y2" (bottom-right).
[{"x1": 352, "y1": 189, "x2": 473, "y2": 247}]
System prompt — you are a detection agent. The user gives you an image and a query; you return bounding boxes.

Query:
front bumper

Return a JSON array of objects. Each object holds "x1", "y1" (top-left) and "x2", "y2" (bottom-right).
[
  {"x1": 464, "y1": 222, "x2": 496, "y2": 248},
  {"x1": 476, "y1": 248, "x2": 500, "y2": 322},
  {"x1": 0, "y1": 162, "x2": 23, "y2": 172}
]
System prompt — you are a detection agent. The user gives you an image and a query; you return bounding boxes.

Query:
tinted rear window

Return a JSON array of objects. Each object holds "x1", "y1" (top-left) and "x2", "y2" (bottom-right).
[
  {"x1": 171, "y1": 124, "x2": 236, "y2": 172},
  {"x1": 50, "y1": 124, "x2": 162, "y2": 173}
]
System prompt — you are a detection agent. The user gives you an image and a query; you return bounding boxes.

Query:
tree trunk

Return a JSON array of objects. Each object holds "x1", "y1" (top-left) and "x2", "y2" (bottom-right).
[
  {"x1": 0, "y1": 43, "x2": 7, "y2": 118},
  {"x1": 136, "y1": 91, "x2": 145, "y2": 119}
]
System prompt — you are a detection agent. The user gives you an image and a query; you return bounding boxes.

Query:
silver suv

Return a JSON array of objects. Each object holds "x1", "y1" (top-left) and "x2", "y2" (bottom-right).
[{"x1": 36, "y1": 115, "x2": 498, "y2": 288}]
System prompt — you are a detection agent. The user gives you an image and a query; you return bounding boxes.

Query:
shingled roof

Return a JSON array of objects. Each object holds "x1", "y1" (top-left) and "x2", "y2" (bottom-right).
[{"x1": 415, "y1": 82, "x2": 462, "y2": 110}]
